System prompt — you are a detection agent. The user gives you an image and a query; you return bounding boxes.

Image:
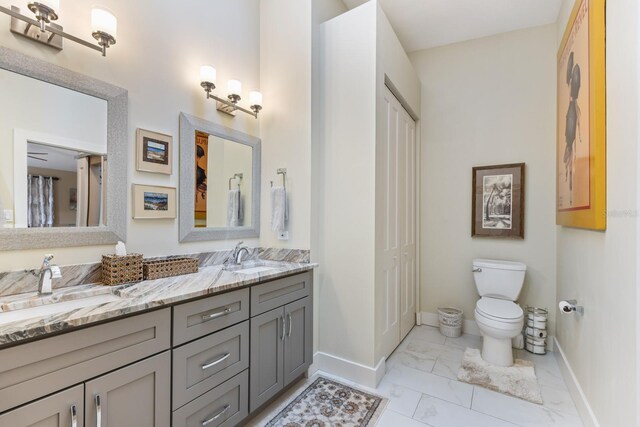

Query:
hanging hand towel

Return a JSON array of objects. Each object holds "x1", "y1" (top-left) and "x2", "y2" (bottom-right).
[
  {"x1": 227, "y1": 189, "x2": 241, "y2": 227},
  {"x1": 270, "y1": 186, "x2": 288, "y2": 232}
]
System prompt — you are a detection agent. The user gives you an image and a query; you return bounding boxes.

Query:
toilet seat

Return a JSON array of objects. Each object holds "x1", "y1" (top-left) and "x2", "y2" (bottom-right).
[{"x1": 475, "y1": 297, "x2": 523, "y2": 323}]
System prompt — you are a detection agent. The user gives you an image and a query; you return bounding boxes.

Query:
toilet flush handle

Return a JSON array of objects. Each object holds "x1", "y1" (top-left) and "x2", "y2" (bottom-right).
[{"x1": 472, "y1": 267, "x2": 482, "y2": 273}]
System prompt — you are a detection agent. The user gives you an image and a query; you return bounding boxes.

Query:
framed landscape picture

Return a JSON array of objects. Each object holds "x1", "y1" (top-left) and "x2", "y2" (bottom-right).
[
  {"x1": 132, "y1": 184, "x2": 176, "y2": 219},
  {"x1": 556, "y1": 0, "x2": 606, "y2": 230},
  {"x1": 136, "y1": 128, "x2": 172, "y2": 175},
  {"x1": 472, "y1": 163, "x2": 525, "y2": 239}
]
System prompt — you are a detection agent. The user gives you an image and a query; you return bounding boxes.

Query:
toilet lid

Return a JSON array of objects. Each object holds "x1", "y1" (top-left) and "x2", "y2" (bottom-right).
[{"x1": 476, "y1": 298, "x2": 523, "y2": 320}]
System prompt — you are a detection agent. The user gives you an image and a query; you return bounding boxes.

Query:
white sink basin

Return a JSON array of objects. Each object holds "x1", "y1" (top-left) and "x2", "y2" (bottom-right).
[
  {"x1": 0, "y1": 293, "x2": 121, "y2": 326},
  {"x1": 234, "y1": 266, "x2": 279, "y2": 275}
]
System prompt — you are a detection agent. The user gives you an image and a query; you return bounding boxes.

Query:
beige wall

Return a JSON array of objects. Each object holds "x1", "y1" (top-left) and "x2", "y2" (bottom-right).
[
  {"x1": 0, "y1": 0, "x2": 261, "y2": 271},
  {"x1": 260, "y1": 0, "x2": 313, "y2": 249},
  {"x1": 555, "y1": 0, "x2": 639, "y2": 425},
  {"x1": 410, "y1": 25, "x2": 558, "y2": 336}
]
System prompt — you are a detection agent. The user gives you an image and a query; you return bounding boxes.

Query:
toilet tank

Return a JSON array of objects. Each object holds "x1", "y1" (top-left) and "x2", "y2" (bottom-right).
[{"x1": 472, "y1": 259, "x2": 526, "y2": 300}]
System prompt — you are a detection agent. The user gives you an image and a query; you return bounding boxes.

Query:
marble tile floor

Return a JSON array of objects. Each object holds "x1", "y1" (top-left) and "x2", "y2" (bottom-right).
[{"x1": 250, "y1": 325, "x2": 584, "y2": 427}]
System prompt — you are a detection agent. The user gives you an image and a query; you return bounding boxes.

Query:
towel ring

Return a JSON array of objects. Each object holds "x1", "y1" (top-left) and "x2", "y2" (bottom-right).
[
  {"x1": 270, "y1": 168, "x2": 287, "y2": 189},
  {"x1": 228, "y1": 173, "x2": 243, "y2": 190}
]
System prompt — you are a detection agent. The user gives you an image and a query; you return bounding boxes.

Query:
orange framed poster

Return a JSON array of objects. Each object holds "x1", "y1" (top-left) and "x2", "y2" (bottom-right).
[{"x1": 556, "y1": 0, "x2": 606, "y2": 230}]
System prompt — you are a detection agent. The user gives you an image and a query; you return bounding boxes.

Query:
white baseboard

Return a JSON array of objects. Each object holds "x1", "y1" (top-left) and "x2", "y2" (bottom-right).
[
  {"x1": 419, "y1": 311, "x2": 555, "y2": 351},
  {"x1": 554, "y1": 338, "x2": 600, "y2": 427},
  {"x1": 310, "y1": 351, "x2": 386, "y2": 388}
]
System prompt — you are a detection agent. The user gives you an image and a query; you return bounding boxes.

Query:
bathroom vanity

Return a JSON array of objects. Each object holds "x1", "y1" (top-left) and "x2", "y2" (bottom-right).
[{"x1": 0, "y1": 265, "x2": 314, "y2": 427}]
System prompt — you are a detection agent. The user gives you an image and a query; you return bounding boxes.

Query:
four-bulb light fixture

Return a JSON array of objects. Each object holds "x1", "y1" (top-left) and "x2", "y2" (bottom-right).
[
  {"x1": 0, "y1": 0, "x2": 117, "y2": 56},
  {"x1": 200, "y1": 65, "x2": 263, "y2": 119}
]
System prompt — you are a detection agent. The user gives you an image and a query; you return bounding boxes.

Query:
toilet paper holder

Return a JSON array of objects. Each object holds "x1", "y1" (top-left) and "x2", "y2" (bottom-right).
[{"x1": 559, "y1": 300, "x2": 584, "y2": 315}]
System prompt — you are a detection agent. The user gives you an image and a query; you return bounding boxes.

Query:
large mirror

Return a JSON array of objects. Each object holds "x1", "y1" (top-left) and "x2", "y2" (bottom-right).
[
  {"x1": 0, "y1": 47, "x2": 127, "y2": 250},
  {"x1": 180, "y1": 113, "x2": 261, "y2": 242}
]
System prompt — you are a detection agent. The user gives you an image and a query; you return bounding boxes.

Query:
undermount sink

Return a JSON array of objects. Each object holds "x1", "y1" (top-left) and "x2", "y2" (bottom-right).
[
  {"x1": 0, "y1": 293, "x2": 121, "y2": 326},
  {"x1": 234, "y1": 266, "x2": 279, "y2": 275},
  {"x1": 225, "y1": 260, "x2": 281, "y2": 275}
]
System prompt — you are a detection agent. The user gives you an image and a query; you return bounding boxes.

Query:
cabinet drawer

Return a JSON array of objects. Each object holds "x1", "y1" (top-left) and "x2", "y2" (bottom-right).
[
  {"x1": 172, "y1": 370, "x2": 248, "y2": 427},
  {"x1": 172, "y1": 321, "x2": 249, "y2": 410},
  {"x1": 0, "y1": 384, "x2": 84, "y2": 427},
  {"x1": 173, "y1": 288, "x2": 249, "y2": 346},
  {"x1": 250, "y1": 272, "x2": 312, "y2": 316},
  {"x1": 0, "y1": 308, "x2": 170, "y2": 413}
]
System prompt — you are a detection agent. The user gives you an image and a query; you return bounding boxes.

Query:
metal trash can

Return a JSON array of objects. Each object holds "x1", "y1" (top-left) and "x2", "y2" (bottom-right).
[
  {"x1": 437, "y1": 307, "x2": 464, "y2": 338},
  {"x1": 525, "y1": 307, "x2": 548, "y2": 355}
]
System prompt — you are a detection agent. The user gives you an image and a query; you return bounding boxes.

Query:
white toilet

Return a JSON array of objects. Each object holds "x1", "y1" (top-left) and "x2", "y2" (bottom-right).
[{"x1": 472, "y1": 258, "x2": 526, "y2": 367}]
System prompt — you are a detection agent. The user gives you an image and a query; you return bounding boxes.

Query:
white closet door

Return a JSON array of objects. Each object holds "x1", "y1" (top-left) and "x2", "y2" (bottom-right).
[
  {"x1": 378, "y1": 87, "x2": 401, "y2": 359},
  {"x1": 399, "y1": 100, "x2": 417, "y2": 340}
]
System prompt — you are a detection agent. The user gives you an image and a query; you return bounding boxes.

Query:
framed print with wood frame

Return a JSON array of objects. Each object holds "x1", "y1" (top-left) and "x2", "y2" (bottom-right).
[
  {"x1": 136, "y1": 128, "x2": 172, "y2": 175},
  {"x1": 556, "y1": 0, "x2": 606, "y2": 230},
  {"x1": 132, "y1": 184, "x2": 176, "y2": 219},
  {"x1": 472, "y1": 163, "x2": 525, "y2": 239}
]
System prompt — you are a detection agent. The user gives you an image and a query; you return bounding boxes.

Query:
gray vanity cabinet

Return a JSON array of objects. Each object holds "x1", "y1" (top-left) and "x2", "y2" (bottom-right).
[
  {"x1": 85, "y1": 351, "x2": 171, "y2": 427},
  {"x1": 249, "y1": 272, "x2": 313, "y2": 413},
  {"x1": 0, "y1": 384, "x2": 84, "y2": 427}
]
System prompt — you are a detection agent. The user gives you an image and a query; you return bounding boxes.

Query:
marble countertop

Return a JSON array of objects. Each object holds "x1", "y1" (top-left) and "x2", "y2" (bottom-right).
[{"x1": 0, "y1": 260, "x2": 316, "y2": 348}]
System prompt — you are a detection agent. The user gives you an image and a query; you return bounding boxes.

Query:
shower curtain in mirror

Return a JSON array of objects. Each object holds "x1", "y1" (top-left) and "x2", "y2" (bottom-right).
[{"x1": 27, "y1": 175, "x2": 54, "y2": 227}]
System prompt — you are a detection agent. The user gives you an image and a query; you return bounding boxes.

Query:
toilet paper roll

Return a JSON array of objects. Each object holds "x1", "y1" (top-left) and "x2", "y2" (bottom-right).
[
  {"x1": 559, "y1": 300, "x2": 574, "y2": 314},
  {"x1": 526, "y1": 327, "x2": 547, "y2": 338}
]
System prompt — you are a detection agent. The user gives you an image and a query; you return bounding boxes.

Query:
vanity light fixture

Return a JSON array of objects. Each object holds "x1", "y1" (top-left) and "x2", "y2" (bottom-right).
[
  {"x1": 199, "y1": 66, "x2": 262, "y2": 119},
  {"x1": 0, "y1": 2, "x2": 117, "y2": 56}
]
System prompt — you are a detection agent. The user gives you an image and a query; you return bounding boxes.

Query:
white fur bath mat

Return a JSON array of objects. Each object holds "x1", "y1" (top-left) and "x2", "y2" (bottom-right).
[{"x1": 457, "y1": 348, "x2": 543, "y2": 404}]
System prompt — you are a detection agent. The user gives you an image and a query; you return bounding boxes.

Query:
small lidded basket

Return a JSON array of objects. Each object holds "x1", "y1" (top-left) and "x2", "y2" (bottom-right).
[{"x1": 101, "y1": 254, "x2": 143, "y2": 286}]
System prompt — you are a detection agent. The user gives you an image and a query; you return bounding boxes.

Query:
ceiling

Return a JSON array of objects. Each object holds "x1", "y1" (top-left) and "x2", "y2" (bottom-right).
[
  {"x1": 27, "y1": 142, "x2": 80, "y2": 173},
  {"x1": 342, "y1": 0, "x2": 563, "y2": 52}
]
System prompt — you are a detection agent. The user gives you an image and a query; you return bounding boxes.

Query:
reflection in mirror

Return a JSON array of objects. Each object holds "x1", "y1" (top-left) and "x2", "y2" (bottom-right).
[
  {"x1": 194, "y1": 132, "x2": 253, "y2": 228},
  {"x1": 26, "y1": 142, "x2": 106, "y2": 228},
  {"x1": 0, "y1": 66, "x2": 108, "y2": 230},
  {"x1": 179, "y1": 113, "x2": 261, "y2": 242}
]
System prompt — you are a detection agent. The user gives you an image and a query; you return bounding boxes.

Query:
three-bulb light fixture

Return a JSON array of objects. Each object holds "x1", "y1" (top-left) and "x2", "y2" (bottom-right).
[
  {"x1": 0, "y1": 1, "x2": 117, "y2": 56},
  {"x1": 200, "y1": 66, "x2": 263, "y2": 119}
]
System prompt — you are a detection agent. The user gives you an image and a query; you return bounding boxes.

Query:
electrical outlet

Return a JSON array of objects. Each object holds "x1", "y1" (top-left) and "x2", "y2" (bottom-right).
[
  {"x1": 3, "y1": 209, "x2": 13, "y2": 222},
  {"x1": 278, "y1": 231, "x2": 289, "y2": 241}
]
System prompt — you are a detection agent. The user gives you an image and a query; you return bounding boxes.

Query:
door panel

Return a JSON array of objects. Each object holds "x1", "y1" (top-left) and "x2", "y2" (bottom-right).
[
  {"x1": 284, "y1": 297, "x2": 313, "y2": 386},
  {"x1": 249, "y1": 307, "x2": 284, "y2": 412},
  {"x1": 85, "y1": 351, "x2": 170, "y2": 427},
  {"x1": 0, "y1": 385, "x2": 84, "y2": 427}
]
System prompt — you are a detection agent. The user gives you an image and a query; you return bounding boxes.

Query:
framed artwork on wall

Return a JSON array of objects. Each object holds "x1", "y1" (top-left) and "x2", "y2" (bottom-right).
[
  {"x1": 136, "y1": 129, "x2": 172, "y2": 175},
  {"x1": 472, "y1": 163, "x2": 525, "y2": 239},
  {"x1": 132, "y1": 184, "x2": 176, "y2": 219},
  {"x1": 556, "y1": 0, "x2": 606, "y2": 230}
]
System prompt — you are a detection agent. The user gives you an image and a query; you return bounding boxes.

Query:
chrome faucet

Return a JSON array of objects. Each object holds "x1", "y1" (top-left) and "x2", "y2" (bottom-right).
[
  {"x1": 37, "y1": 254, "x2": 55, "y2": 295},
  {"x1": 227, "y1": 242, "x2": 252, "y2": 266}
]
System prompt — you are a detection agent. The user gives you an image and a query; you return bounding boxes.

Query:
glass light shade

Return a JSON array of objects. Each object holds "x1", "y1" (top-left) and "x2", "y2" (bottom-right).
[
  {"x1": 249, "y1": 91, "x2": 263, "y2": 107},
  {"x1": 91, "y1": 8, "x2": 117, "y2": 38},
  {"x1": 227, "y1": 80, "x2": 242, "y2": 96},
  {"x1": 38, "y1": 0, "x2": 59, "y2": 11},
  {"x1": 200, "y1": 66, "x2": 217, "y2": 84}
]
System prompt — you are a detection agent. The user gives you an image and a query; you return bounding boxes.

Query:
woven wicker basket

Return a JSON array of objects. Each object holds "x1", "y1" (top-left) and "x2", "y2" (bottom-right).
[
  {"x1": 101, "y1": 254, "x2": 143, "y2": 286},
  {"x1": 143, "y1": 257, "x2": 199, "y2": 280}
]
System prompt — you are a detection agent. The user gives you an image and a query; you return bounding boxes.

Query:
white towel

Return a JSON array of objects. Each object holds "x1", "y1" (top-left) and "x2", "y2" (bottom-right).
[
  {"x1": 227, "y1": 189, "x2": 242, "y2": 227},
  {"x1": 270, "y1": 186, "x2": 288, "y2": 232}
]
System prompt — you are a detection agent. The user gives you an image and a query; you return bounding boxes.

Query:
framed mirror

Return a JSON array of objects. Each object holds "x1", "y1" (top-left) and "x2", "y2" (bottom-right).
[
  {"x1": 179, "y1": 113, "x2": 261, "y2": 242},
  {"x1": 0, "y1": 46, "x2": 127, "y2": 250}
]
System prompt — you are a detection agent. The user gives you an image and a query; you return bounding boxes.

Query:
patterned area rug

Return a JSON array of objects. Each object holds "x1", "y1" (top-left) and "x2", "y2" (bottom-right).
[
  {"x1": 457, "y1": 348, "x2": 543, "y2": 404},
  {"x1": 262, "y1": 376, "x2": 387, "y2": 426}
]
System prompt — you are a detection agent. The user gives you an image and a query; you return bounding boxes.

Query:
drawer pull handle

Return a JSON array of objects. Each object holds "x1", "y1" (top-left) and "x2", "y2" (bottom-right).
[
  {"x1": 201, "y1": 307, "x2": 232, "y2": 322},
  {"x1": 70, "y1": 404, "x2": 78, "y2": 427},
  {"x1": 287, "y1": 312, "x2": 292, "y2": 337},
  {"x1": 202, "y1": 404, "x2": 230, "y2": 426},
  {"x1": 95, "y1": 395, "x2": 102, "y2": 427},
  {"x1": 201, "y1": 352, "x2": 231, "y2": 370}
]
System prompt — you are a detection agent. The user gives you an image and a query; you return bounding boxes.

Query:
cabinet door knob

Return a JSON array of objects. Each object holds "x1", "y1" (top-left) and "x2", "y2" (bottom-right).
[
  {"x1": 70, "y1": 404, "x2": 78, "y2": 427},
  {"x1": 95, "y1": 395, "x2": 102, "y2": 427}
]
